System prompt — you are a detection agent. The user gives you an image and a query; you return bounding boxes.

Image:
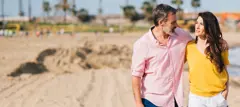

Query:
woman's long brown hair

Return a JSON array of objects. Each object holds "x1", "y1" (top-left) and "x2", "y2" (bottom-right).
[{"x1": 195, "y1": 11, "x2": 227, "y2": 73}]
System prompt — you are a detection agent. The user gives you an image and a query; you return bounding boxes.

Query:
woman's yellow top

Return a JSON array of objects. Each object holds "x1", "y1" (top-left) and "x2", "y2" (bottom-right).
[{"x1": 186, "y1": 41, "x2": 229, "y2": 97}]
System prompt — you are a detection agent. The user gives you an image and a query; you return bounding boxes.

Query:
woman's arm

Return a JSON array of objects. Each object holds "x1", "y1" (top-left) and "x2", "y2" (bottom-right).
[{"x1": 222, "y1": 67, "x2": 229, "y2": 100}]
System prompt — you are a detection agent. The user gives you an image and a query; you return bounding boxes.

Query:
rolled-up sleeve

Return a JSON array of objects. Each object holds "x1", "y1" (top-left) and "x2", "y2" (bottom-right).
[{"x1": 131, "y1": 41, "x2": 148, "y2": 77}]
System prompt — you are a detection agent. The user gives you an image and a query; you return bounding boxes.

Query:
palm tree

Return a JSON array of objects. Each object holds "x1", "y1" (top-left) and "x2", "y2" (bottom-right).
[
  {"x1": 43, "y1": 0, "x2": 51, "y2": 20},
  {"x1": 191, "y1": 0, "x2": 200, "y2": 19},
  {"x1": 71, "y1": 0, "x2": 77, "y2": 16},
  {"x1": 1, "y1": 0, "x2": 4, "y2": 21},
  {"x1": 191, "y1": 0, "x2": 200, "y2": 13},
  {"x1": 19, "y1": 0, "x2": 24, "y2": 16},
  {"x1": 171, "y1": 0, "x2": 183, "y2": 10},
  {"x1": 28, "y1": 0, "x2": 32, "y2": 22},
  {"x1": 77, "y1": 8, "x2": 92, "y2": 22},
  {"x1": 98, "y1": 0, "x2": 102, "y2": 16},
  {"x1": 122, "y1": 5, "x2": 136, "y2": 19},
  {"x1": 171, "y1": 0, "x2": 184, "y2": 19},
  {"x1": 1, "y1": 0, "x2": 5, "y2": 36},
  {"x1": 55, "y1": 0, "x2": 70, "y2": 23},
  {"x1": 122, "y1": 5, "x2": 140, "y2": 26},
  {"x1": 141, "y1": 1, "x2": 154, "y2": 23},
  {"x1": 63, "y1": 0, "x2": 70, "y2": 22}
]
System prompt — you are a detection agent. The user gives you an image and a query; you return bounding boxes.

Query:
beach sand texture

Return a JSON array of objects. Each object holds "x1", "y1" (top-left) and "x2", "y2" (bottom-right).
[{"x1": 0, "y1": 32, "x2": 239, "y2": 107}]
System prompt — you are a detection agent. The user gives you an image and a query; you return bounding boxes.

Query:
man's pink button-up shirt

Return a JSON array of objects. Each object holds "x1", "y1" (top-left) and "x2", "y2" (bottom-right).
[{"x1": 131, "y1": 27, "x2": 192, "y2": 107}]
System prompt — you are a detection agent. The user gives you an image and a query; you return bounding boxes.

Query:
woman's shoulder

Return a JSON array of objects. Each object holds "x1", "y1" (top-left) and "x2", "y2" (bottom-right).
[
  {"x1": 187, "y1": 40, "x2": 195, "y2": 46},
  {"x1": 186, "y1": 40, "x2": 196, "y2": 52}
]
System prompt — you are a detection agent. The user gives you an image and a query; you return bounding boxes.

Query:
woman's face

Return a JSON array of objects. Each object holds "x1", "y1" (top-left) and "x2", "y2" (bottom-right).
[{"x1": 195, "y1": 16, "x2": 206, "y2": 39}]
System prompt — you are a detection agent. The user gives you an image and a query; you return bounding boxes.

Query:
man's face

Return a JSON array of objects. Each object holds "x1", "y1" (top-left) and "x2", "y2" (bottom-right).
[{"x1": 162, "y1": 12, "x2": 177, "y2": 34}]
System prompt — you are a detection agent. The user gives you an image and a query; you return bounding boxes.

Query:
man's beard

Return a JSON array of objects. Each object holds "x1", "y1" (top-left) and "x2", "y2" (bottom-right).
[
  {"x1": 170, "y1": 27, "x2": 176, "y2": 33},
  {"x1": 168, "y1": 27, "x2": 177, "y2": 35}
]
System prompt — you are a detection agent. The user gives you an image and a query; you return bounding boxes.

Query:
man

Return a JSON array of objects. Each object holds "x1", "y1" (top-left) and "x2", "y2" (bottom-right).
[{"x1": 131, "y1": 4, "x2": 192, "y2": 107}]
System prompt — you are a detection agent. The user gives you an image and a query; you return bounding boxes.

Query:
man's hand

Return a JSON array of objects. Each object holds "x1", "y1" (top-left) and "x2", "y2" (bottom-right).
[
  {"x1": 132, "y1": 76, "x2": 143, "y2": 107},
  {"x1": 136, "y1": 102, "x2": 144, "y2": 107}
]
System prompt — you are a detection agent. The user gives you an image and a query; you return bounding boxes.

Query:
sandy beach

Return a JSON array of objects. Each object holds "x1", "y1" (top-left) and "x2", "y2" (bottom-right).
[{"x1": 0, "y1": 32, "x2": 240, "y2": 107}]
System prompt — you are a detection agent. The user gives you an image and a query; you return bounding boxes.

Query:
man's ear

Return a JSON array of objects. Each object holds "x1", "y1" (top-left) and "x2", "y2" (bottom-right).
[{"x1": 158, "y1": 19, "x2": 165, "y2": 26}]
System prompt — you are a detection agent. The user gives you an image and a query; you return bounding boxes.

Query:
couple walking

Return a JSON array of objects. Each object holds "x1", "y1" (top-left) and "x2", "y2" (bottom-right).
[{"x1": 131, "y1": 4, "x2": 229, "y2": 107}]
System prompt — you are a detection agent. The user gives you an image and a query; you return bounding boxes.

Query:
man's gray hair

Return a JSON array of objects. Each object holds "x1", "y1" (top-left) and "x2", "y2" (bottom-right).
[{"x1": 152, "y1": 4, "x2": 177, "y2": 26}]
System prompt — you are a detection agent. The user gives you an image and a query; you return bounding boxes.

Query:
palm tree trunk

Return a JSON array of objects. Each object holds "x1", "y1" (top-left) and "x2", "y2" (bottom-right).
[
  {"x1": 42, "y1": 0, "x2": 46, "y2": 22},
  {"x1": 64, "y1": 11, "x2": 67, "y2": 23},
  {"x1": 28, "y1": 0, "x2": 31, "y2": 22},
  {"x1": 63, "y1": 0, "x2": 68, "y2": 23},
  {"x1": 1, "y1": 0, "x2": 5, "y2": 36},
  {"x1": 72, "y1": 0, "x2": 76, "y2": 16},
  {"x1": 126, "y1": 0, "x2": 129, "y2": 5},
  {"x1": 98, "y1": 0, "x2": 102, "y2": 16},
  {"x1": 19, "y1": 0, "x2": 24, "y2": 16}
]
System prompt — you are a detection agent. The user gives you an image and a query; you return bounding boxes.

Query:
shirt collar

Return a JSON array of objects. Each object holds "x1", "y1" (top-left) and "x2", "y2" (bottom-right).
[
  {"x1": 148, "y1": 26, "x2": 179, "y2": 44},
  {"x1": 148, "y1": 26, "x2": 159, "y2": 45}
]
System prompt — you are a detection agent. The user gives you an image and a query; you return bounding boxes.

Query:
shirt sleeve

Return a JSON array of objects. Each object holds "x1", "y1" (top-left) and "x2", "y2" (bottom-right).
[
  {"x1": 175, "y1": 27, "x2": 194, "y2": 43},
  {"x1": 184, "y1": 43, "x2": 189, "y2": 63},
  {"x1": 222, "y1": 50, "x2": 230, "y2": 66},
  {"x1": 131, "y1": 41, "x2": 148, "y2": 77},
  {"x1": 184, "y1": 31, "x2": 194, "y2": 43}
]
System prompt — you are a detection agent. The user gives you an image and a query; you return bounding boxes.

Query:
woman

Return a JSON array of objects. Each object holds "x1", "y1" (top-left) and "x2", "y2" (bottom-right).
[{"x1": 186, "y1": 11, "x2": 229, "y2": 107}]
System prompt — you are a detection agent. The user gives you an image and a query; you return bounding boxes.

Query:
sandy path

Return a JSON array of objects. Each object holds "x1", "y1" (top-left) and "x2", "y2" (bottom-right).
[
  {"x1": 0, "y1": 33, "x2": 240, "y2": 107},
  {"x1": 1, "y1": 70, "x2": 239, "y2": 107},
  {"x1": 81, "y1": 69, "x2": 134, "y2": 107},
  {"x1": 0, "y1": 69, "x2": 134, "y2": 107}
]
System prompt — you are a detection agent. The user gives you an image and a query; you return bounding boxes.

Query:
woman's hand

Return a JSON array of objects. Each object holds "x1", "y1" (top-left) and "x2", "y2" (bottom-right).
[
  {"x1": 222, "y1": 89, "x2": 229, "y2": 100},
  {"x1": 222, "y1": 80, "x2": 229, "y2": 100}
]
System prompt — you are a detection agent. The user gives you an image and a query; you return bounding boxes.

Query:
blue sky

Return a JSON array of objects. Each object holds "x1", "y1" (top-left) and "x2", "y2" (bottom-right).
[{"x1": 1, "y1": 0, "x2": 240, "y2": 17}]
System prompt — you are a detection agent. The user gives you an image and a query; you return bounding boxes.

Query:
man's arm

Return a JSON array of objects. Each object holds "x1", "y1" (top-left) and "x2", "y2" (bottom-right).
[
  {"x1": 131, "y1": 41, "x2": 148, "y2": 107},
  {"x1": 132, "y1": 76, "x2": 144, "y2": 107}
]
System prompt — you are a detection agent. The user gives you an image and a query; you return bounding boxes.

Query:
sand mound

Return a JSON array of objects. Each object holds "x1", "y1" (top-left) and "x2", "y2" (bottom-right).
[
  {"x1": 8, "y1": 62, "x2": 47, "y2": 77},
  {"x1": 9, "y1": 41, "x2": 133, "y2": 77},
  {"x1": 48, "y1": 41, "x2": 132, "y2": 71},
  {"x1": 9, "y1": 49, "x2": 57, "y2": 77},
  {"x1": 36, "y1": 49, "x2": 57, "y2": 63},
  {"x1": 85, "y1": 42, "x2": 132, "y2": 69}
]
